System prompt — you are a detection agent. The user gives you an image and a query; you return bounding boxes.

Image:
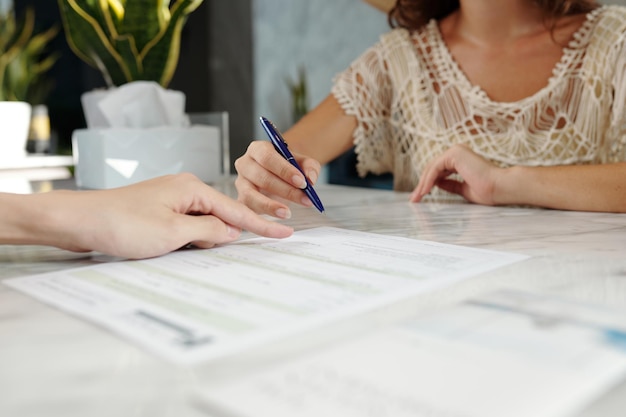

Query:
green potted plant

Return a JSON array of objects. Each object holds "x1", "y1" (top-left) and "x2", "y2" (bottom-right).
[
  {"x1": 285, "y1": 66, "x2": 309, "y2": 124},
  {"x1": 57, "y1": 0, "x2": 224, "y2": 189},
  {"x1": 0, "y1": 7, "x2": 58, "y2": 159},
  {"x1": 57, "y1": 0, "x2": 203, "y2": 127}
]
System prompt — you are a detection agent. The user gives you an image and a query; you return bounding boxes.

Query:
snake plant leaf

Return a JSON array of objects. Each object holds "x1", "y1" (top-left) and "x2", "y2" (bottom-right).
[
  {"x1": 58, "y1": 0, "x2": 136, "y2": 86},
  {"x1": 140, "y1": 0, "x2": 203, "y2": 86},
  {"x1": 27, "y1": 28, "x2": 61, "y2": 79},
  {"x1": 24, "y1": 26, "x2": 60, "y2": 60},
  {"x1": 0, "y1": 8, "x2": 35, "y2": 99},
  {"x1": 5, "y1": 58, "x2": 27, "y2": 101},
  {"x1": 58, "y1": 0, "x2": 203, "y2": 87},
  {"x1": 121, "y1": 0, "x2": 166, "y2": 53},
  {"x1": 0, "y1": 7, "x2": 59, "y2": 102}
]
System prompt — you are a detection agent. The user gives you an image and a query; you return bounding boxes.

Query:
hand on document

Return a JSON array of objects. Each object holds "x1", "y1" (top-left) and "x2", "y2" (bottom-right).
[{"x1": 11, "y1": 173, "x2": 292, "y2": 259}]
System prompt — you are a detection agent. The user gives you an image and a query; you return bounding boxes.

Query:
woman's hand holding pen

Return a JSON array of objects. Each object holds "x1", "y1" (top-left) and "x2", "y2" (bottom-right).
[{"x1": 235, "y1": 140, "x2": 322, "y2": 219}]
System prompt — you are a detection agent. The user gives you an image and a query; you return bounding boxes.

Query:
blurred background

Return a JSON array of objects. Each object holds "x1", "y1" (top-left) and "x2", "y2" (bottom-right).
[
  {"x1": 4, "y1": 0, "x2": 624, "y2": 186},
  {"x1": 6, "y1": 0, "x2": 388, "y2": 173}
]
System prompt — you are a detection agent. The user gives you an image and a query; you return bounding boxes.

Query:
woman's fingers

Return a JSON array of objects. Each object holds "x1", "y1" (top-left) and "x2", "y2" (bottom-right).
[
  {"x1": 235, "y1": 141, "x2": 320, "y2": 216},
  {"x1": 411, "y1": 144, "x2": 499, "y2": 205},
  {"x1": 410, "y1": 155, "x2": 456, "y2": 202},
  {"x1": 299, "y1": 157, "x2": 322, "y2": 185},
  {"x1": 243, "y1": 141, "x2": 307, "y2": 188}
]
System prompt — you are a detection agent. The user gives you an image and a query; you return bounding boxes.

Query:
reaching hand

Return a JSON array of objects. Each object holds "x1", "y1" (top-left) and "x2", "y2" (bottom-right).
[
  {"x1": 410, "y1": 144, "x2": 503, "y2": 205},
  {"x1": 7, "y1": 173, "x2": 293, "y2": 259}
]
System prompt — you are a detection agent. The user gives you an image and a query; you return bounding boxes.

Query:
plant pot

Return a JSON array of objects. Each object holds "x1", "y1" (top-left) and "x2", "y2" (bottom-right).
[
  {"x1": 0, "y1": 101, "x2": 31, "y2": 161},
  {"x1": 72, "y1": 126, "x2": 222, "y2": 189}
]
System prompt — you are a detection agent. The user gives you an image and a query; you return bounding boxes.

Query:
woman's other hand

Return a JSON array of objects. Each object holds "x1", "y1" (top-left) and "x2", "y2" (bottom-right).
[{"x1": 410, "y1": 144, "x2": 503, "y2": 205}]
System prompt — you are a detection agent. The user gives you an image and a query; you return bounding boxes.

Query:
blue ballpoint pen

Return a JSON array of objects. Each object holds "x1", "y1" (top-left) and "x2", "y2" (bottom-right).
[{"x1": 259, "y1": 116, "x2": 325, "y2": 213}]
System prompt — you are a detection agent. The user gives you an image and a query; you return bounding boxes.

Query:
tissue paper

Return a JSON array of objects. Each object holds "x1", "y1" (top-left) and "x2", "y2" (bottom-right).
[{"x1": 81, "y1": 81, "x2": 189, "y2": 128}]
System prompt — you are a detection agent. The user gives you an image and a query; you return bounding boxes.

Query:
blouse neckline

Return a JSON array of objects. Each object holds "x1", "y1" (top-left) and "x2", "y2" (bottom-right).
[{"x1": 420, "y1": 6, "x2": 606, "y2": 107}]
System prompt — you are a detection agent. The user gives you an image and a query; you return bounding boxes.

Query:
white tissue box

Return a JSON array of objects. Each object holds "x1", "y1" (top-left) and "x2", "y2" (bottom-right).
[{"x1": 72, "y1": 126, "x2": 222, "y2": 189}]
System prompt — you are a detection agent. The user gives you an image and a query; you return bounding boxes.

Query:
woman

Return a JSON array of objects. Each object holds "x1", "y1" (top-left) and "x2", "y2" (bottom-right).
[{"x1": 235, "y1": 0, "x2": 626, "y2": 215}]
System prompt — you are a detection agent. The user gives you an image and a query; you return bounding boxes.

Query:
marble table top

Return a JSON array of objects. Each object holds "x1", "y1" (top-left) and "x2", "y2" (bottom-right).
[{"x1": 1, "y1": 180, "x2": 625, "y2": 417}]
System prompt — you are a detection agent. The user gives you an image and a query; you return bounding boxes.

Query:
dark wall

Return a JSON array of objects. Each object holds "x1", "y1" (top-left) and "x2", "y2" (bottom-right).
[
  {"x1": 171, "y1": 0, "x2": 254, "y2": 169},
  {"x1": 16, "y1": 0, "x2": 253, "y2": 168}
]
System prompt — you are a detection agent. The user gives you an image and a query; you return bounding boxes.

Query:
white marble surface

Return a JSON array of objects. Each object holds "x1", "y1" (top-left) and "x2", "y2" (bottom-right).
[{"x1": 1, "y1": 181, "x2": 625, "y2": 417}]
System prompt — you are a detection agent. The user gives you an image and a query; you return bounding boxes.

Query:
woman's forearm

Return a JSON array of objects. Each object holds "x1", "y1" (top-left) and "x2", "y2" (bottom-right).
[{"x1": 497, "y1": 163, "x2": 626, "y2": 212}]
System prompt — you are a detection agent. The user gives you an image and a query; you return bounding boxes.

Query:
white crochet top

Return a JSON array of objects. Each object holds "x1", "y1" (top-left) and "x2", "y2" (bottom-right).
[{"x1": 332, "y1": 5, "x2": 626, "y2": 193}]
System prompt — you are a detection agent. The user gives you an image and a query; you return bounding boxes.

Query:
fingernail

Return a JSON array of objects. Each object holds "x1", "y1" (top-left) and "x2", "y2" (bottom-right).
[
  {"x1": 307, "y1": 170, "x2": 318, "y2": 185},
  {"x1": 301, "y1": 196, "x2": 313, "y2": 206},
  {"x1": 228, "y1": 225, "x2": 242, "y2": 238},
  {"x1": 275, "y1": 208, "x2": 291, "y2": 219},
  {"x1": 292, "y1": 175, "x2": 307, "y2": 189}
]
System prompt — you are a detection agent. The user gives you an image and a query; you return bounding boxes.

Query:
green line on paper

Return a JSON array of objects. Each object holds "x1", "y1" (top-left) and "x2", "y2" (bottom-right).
[{"x1": 72, "y1": 269, "x2": 255, "y2": 334}]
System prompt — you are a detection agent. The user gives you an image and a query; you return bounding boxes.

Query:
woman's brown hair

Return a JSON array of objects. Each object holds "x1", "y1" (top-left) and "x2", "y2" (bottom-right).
[{"x1": 389, "y1": 0, "x2": 600, "y2": 30}]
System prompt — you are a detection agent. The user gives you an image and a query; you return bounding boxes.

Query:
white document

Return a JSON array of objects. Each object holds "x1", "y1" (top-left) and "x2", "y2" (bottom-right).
[
  {"x1": 5, "y1": 227, "x2": 527, "y2": 363},
  {"x1": 197, "y1": 290, "x2": 626, "y2": 417}
]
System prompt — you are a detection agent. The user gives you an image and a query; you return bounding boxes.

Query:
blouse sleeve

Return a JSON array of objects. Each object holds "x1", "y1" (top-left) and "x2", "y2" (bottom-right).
[
  {"x1": 608, "y1": 29, "x2": 626, "y2": 162},
  {"x1": 331, "y1": 36, "x2": 396, "y2": 177}
]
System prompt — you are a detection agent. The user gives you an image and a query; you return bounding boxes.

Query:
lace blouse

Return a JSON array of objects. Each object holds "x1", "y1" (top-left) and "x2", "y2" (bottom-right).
[{"x1": 331, "y1": 5, "x2": 626, "y2": 193}]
